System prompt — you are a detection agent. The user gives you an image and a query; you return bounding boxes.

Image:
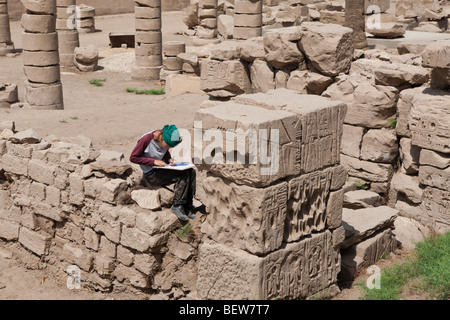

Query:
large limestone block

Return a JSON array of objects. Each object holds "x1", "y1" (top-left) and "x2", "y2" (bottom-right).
[
  {"x1": 286, "y1": 70, "x2": 333, "y2": 95},
  {"x1": 193, "y1": 102, "x2": 300, "y2": 187},
  {"x1": 200, "y1": 175, "x2": 288, "y2": 255},
  {"x1": 197, "y1": 231, "x2": 340, "y2": 300},
  {"x1": 236, "y1": 36, "x2": 265, "y2": 62},
  {"x1": 399, "y1": 137, "x2": 420, "y2": 174},
  {"x1": 233, "y1": 89, "x2": 347, "y2": 175},
  {"x1": 341, "y1": 124, "x2": 365, "y2": 158},
  {"x1": 395, "y1": 0, "x2": 440, "y2": 18},
  {"x1": 391, "y1": 170, "x2": 423, "y2": 204},
  {"x1": 341, "y1": 206, "x2": 399, "y2": 248},
  {"x1": 340, "y1": 154, "x2": 393, "y2": 183},
  {"x1": 374, "y1": 62, "x2": 429, "y2": 90},
  {"x1": 360, "y1": 128, "x2": 399, "y2": 163},
  {"x1": 21, "y1": 0, "x2": 57, "y2": 14},
  {"x1": 419, "y1": 165, "x2": 450, "y2": 191},
  {"x1": 322, "y1": 74, "x2": 398, "y2": 129},
  {"x1": 200, "y1": 59, "x2": 251, "y2": 98},
  {"x1": 421, "y1": 40, "x2": 450, "y2": 69},
  {"x1": 298, "y1": 22, "x2": 353, "y2": 76},
  {"x1": 249, "y1": 59, "x2": 275, "y2": 93},
  {"x1": 263, "y1": 30, "x2": 305, "y2": 69},
  {"x1": 419, "y1": 149, "x2": 450, "y2": 169},
  {"x1": 396, "y1": 87, "x2": 426, "y2": 138},
  {"x1": 421, "y1": 187, "x2": 450, "y2": 233},
  {"x1": 409, "y1": 89, "x2": 450, "y2": 154}
]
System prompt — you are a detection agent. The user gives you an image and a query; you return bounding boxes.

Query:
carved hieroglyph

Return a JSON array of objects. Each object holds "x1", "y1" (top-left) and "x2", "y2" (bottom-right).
[
  {"x1": 421, "y1": 187, "x2": 450, "y2": 233},
  {"x1": 409, "y1": 89, "x2": 450, "y2": 154},
  {"x1": 197, "y1": 231, "x2": 340, "y2": 300},
  {"x1": 233, "y1": 89, "x2": 347, "y2": 174}
]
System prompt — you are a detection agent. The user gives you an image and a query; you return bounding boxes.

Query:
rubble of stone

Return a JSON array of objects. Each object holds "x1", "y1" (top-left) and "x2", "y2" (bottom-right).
[{"x1": 0, "y1": 128, "x2": 202, "y2": 298}]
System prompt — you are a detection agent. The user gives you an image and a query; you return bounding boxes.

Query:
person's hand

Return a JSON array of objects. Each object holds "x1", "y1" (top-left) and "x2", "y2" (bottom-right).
[
  {"x1": 169, "y1": 159, "x2": 176, "y2": 166},
  {"x1": 154, "y1": 160, "x2": 167, "y2": 167}
]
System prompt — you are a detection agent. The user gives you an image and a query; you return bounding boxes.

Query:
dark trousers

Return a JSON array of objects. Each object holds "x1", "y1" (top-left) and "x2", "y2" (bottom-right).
[{"x1": 145, "y1": 168, "x2": 196, "y2": 206}]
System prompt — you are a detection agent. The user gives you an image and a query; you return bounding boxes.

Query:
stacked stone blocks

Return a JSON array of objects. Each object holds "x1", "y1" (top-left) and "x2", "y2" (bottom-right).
[{"x1": 0, "y1": 0, "x2": 14, "y2": 55}]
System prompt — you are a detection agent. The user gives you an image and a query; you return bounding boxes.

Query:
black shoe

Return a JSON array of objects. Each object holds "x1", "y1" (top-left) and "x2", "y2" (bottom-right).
[
  {"x1": 171, "y1": 204, "x2": 188, "y2": 221},
  {"x1": 184, "y1": 204, "x2": 196, "y2": 220}
]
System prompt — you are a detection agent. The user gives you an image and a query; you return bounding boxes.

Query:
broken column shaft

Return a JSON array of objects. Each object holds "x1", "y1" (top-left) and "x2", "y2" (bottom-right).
[
  {"x1": 55, "y1": 0, "x2": 80, "y2": 67},
  {"x1": 234, "y1": 0, "x2": 263, "y2": 40}
]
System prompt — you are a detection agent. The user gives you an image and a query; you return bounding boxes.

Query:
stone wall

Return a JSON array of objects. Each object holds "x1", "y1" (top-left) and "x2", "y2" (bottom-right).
[{"x1": 0, "y1": 128, "x2": 199, "y2": 298}]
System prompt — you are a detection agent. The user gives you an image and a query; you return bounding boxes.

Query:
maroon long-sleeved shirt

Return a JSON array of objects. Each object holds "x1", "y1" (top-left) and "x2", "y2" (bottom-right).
[{"x1": 129, "y1": 131, "x2": 172, "y2": 168}]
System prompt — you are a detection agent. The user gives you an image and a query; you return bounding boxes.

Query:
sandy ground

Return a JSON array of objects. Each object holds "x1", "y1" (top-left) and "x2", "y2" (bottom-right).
[{"x1": 1, "y1": 12, "x2": 206, "y2": 163}]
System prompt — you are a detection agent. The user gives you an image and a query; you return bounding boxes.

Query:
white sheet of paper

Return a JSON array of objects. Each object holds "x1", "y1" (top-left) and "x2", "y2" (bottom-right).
[{"x1": 157, "y1": 163, "x2": 195, "y2": 171}]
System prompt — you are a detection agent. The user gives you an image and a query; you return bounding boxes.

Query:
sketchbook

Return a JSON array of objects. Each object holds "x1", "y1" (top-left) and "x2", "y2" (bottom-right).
[{"x1": 157, "y1": 163, "x2": 196, "y2": 171}]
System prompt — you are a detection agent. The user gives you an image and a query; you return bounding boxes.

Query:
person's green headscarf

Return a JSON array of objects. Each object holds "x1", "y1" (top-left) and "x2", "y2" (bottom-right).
[{"x1": 162, "y1": 125, "x2": 181, "y2": 148}]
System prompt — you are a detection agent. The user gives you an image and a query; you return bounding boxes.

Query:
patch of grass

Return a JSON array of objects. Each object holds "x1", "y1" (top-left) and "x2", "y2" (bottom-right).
[
  {"x1": 387, "y1": 118, "x2": 397, "y2": 129},
  {"x1": 59, "y1": 119, "x2": 68, "y2": 123},
  {"x1": 126, "y1": 88, "x2": 165, "y2": 95},
  {"x1": 174, "y1": 222, "x2": 191, "y2": 240},
  {"x1": 362, "y1": 232, "x2": 450, "y2": 300},
  {"x1": 89, "y1": 79, "x2": 106, "y2": 86},
  {"x1": 70, "y1": 116, "x2": 78, "y2": 120},
  {"x1": 355, "y1": 180, "x2": 369, "y2": 190}
]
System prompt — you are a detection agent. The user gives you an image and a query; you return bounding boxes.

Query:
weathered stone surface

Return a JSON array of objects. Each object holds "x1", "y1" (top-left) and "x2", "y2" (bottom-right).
[
  {"x1": 374, "y1": 62, "x2": 429, "y2": 89},
  {"x1": 18, "y1": 227, "x2": 52, "y2": 256},
  {"x1": 344, "y1": 190, "x2": 382, "y2": 208},
  {"x1": 341, "y1": 206, "x2": 399, "y2": 248},
  {"x1": 421, "y1": 187, "x2": 450, "y2": 233},
  {"x1": 419, "y1": 165, "x2": 450, "y2": 191},
  {"x1": 391, "y1": 170, "x2": 423, "y2": 204},
  {"x1": 399, "y1": 137, "x2": 420, "y2": 174},
  {"x1": 233, "y1": 89, "x2": 347, "y2": 175},
  {"x1": 249, "y1": 59, "x2": 275, "y2": 93},
  {"x1": 393, "y1": 216, "x2": 430, "y2": 250},
  {"x1": 341, "y1": 124, "x2": 364, "y2": 158},
  {"x1": 344, "y1": 0, "x2": 367, "y2": 49},
  {"x1": 200, "y1": 175, "x2": 288, "y2": 255},
  {"x1": 194, "y1": 102, "x2": 300, "y2": 187},
  {"x1": 341, "y1": 228, "x2": 397, "y2": 281},
  {"x1": 367, "y1": 23, "x2": 406, "y2": 38},
  {"x1": 264, "y1": 30, "x2": 305, "y2": 69},
  {"x1": 396, "y1": 87, "x2": 426, "y2": 138},
  {"x1": 322, "y1": 74, "x2": 398, "y2": 129},
  {"x1": 236, "y1": 36, "x2": 265, "y2": 62},
  {"x1": 298, "y1": 22, "x2": 353, "y2": 76},
  {"x1": 421, "y1": 40, "x2": 450, "y2": 69},
  {"x1": 197, "y1": 231, "x2": 340, "y2": 300},
  {"x1": 131, "y1": 189, "x2": 161, "y2": 211},
  {"x1": 419, "y1": 149, "x2": 450, "y2": 169},
  {"x1": 409, "y1": 89, "x2": 450, "y2": 154},
  {"x1": 340, "y1": 154, "x2": 393, "y2": 183},
  {"x1": 9, "y1": 128, "x2": 41, "y2": 144},
  {"x1": 286, "y1": 70, "x2": 333, "y2": 95},
  {"x1": 360, "y1": 128, "x2": 399, "y2": 163},
  {"x1": 200, "y1": 59, "x2": 251, "y2": 97}
]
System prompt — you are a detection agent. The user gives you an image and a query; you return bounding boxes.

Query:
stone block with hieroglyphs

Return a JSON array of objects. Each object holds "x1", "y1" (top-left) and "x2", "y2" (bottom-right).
[
  {"x1": 421, "y1": 187, "x2": 450, "y2": 233},
  {"x1": 409, "y1": 89, "x2": 450, "y2": 154},
  {"x1": 197, "y1": 231, "x2": 340, "y2": 300},
  {"x1": 194, "y1": 102, "x2": 300, "y2": 187}
]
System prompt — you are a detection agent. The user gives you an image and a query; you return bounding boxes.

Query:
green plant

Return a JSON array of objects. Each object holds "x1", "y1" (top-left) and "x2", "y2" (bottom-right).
[
  {"x1": 59, "y1": 119, "x2": 68, "y2": 123},
  {"x1": 387, "y1": 118, "x2": 397, "y2": 129},
  {"x1": 355, "y1": 180, "x2": 369, "y2": 190},
  {"x1": 89, "y1": 79, "x2": 106, "y2": 86},
  {"x1": 71, "y1": 116, "x2": 78, "y2": 120},
  {"x1": 174, "y1": 222, "x2": 191, "y2": 240},
  {"x1": 126, "y1": 88, "x2": 165, "y2": 95}
]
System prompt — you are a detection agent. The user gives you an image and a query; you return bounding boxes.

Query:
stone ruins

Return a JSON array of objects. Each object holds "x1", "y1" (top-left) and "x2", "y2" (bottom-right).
[{"x1": 0, "y1": 0, "x2": 449, "y2": 300}]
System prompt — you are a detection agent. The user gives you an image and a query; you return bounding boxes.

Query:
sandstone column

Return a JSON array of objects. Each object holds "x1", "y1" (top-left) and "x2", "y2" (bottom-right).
[
  {"x1": 234, "y1": 0, "x2": 263, "y2": 40},
  {"x1": 133, "y1": 0, "x2": 162, "y2": 80},
  {"x1": 0, "y1": 0, "x2": 14, "y2": 56},
  {"x1": 193, "y1": 0, "x2": 220, "y2": 46},
  {"x1": 22, "y1": 0, "x2": 64, "y2": 109},
  {"x1": 345, "y1": 0, "x2": 367, "y2": 49},
  {"x1": 55, "y1": 0, "x2": 80, "y2": 67}
]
